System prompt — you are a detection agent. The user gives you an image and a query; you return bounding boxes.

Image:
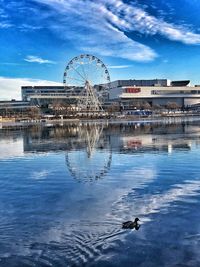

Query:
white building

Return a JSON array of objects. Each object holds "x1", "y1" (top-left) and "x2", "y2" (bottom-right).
[
  {"x1": 21, "y1": 79, "x2": 200, "y2": 109},
  {"x1": 21, "y1": 85, "x2": 82, "y2": 105},
  {"x1": 108, "y1": 79, "x2": 200, "y2": 108}
]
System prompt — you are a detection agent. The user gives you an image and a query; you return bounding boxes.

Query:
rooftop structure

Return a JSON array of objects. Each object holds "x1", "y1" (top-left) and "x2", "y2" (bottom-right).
[
  {"x1": 108, "y1": 79, "x2": 171, "y2": 88},
  {"x1": 108, "y1": 79, "x2": 192, "y2": 89}
]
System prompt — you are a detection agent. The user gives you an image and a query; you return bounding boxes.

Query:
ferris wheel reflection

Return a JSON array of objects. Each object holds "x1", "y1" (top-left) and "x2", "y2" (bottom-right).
[{"x1": 65, "y1": 123, "x2": 112, "y2": 182}]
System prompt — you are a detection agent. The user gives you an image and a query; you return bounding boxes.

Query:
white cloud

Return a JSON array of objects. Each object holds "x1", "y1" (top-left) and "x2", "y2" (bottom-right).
[
  {"x1": 19, "y1": 24, "x2": 42, "y2": 31},
  {"x1": 0, "y1": 22, "x2": 13, "y2": 28},
  {"x1": 108, "y1": 65, "x2": 132, "y2": 69},
  {"x1": 0, "y1": 77, "x2": 62, "y2": 100},
  {"x1": 100, "y1": 0, "x2": 200, "y2": 45},
  {"x1": 32, "y1": 0, "x2": 157, "y2": 62},
  {"x1": 31, "y1": 0, "x2": 200, "y2": 63},
  {"x1": 24, "y1": 55, "x2": 55, "y2": 64}
]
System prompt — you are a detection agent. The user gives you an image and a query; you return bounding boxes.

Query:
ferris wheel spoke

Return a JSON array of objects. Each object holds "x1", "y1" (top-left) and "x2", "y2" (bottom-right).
[
  {"x1": 85, "y1": 61, "x2": 90, "y2": 83},
  {"x1": 87, "y1": 60, "x2": 93, "y2": 83},
  {"x1": 100, "y1": 64, "x2": 105, "y2": 80},
  {"x1": 80, "y1": 61, "x2": 88, "y2": 80},
  {"x1": 93, "y1": 66, "x2": 100, "y2": 87},
  {"x1": 91, "y1": 60, "x2": 97, "y2": 81},
  {"x1": 90, "y1": 63, "x2": 98, "y2": 85},
  {"x1": 65, "y1": 76, "x2": 85, "y2": 83},
  {"x1": 70, "y1": 64, "x2": 86, "y2": 81}
]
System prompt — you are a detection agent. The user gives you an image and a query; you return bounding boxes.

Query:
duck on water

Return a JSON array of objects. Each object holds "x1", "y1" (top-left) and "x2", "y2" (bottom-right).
[{"x1": 122, "y1": 218, "x2": 140, "y2": 230}]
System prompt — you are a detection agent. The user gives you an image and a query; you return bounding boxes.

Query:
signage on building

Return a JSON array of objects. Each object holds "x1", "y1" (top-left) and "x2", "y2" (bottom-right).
[{"x1": 125, "y1": 87, "x2": 141, "y2": 93}]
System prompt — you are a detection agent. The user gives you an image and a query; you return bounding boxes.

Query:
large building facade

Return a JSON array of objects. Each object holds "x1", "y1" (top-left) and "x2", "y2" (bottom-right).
[
  {"x1": 108, "y1": 79, "x2": 200, "y2": 108},
  {"x1": 21, "y1": 79, "x2": 200, "y2": 109},
  {"x1": 21, "y1": 85, "x2": 82, "y2": 105}
]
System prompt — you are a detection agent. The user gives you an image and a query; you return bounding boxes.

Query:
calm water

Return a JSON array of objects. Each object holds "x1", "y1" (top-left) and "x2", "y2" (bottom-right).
[{"x1": 0, "y1": 120, "x2": 200, "y2": 266}]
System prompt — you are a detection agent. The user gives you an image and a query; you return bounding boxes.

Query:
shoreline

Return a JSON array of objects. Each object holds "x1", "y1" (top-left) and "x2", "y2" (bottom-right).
[{"x1": 1, "y1": 115, "x2": 200, "y2": 128}]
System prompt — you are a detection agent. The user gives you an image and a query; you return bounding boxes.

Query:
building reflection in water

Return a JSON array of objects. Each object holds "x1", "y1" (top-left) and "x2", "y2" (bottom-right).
[
  {"x1": 0, "y1": 120, "x2": 200, "y2": 182},
  {"x1": 22, "y1": 122, "x2": 112, "y2": 181}
]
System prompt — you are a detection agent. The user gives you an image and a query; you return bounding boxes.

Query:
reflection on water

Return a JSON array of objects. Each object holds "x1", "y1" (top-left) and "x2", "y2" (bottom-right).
[
  {"x1": 0, "y1": 120, "x2": 200, "y2": 266},
  {"x1": 65, "y1": 124, "x2": 112, "y2": 182}
]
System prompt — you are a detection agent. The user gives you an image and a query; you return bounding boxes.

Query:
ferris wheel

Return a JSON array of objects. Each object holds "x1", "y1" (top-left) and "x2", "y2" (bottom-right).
[{"x1": 63, "y1": 54, "x2": 111, "y2": 112}]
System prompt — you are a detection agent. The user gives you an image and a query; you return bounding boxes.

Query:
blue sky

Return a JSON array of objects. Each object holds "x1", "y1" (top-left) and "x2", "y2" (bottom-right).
[{"x1": 1, "y1": 0, "x2": 200, "y2": 99}]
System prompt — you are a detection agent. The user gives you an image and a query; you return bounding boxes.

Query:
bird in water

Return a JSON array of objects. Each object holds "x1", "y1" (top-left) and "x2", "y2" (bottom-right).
[{"x1": 122, "y1": 218, "x2": 140, "y2": 230}]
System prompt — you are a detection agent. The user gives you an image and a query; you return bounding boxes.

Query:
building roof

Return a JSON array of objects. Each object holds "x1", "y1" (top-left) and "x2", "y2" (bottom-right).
[{"x1": 171, "y1": 80, "x2": 190, "y2": 86}]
